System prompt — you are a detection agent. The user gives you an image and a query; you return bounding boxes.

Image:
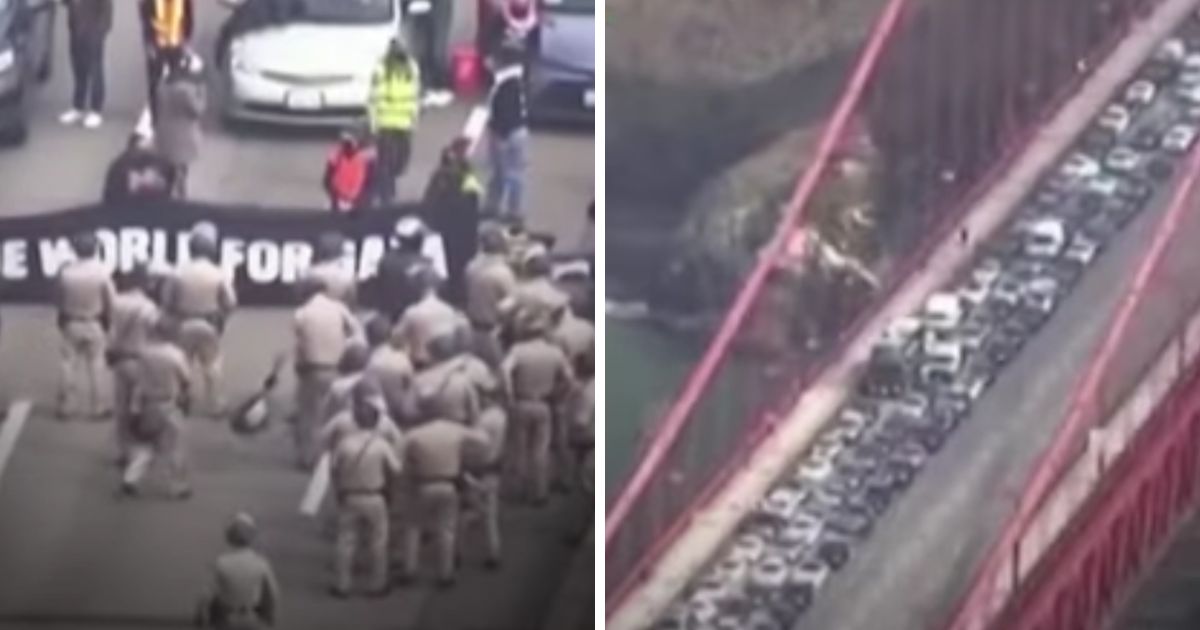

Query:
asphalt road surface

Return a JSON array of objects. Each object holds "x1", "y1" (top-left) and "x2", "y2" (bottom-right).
[{"x1": 0, "y1": 3, "x2": 595, "y2": 630}]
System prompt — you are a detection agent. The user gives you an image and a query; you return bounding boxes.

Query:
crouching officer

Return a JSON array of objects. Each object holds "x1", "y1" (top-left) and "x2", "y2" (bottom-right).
[
  {"x1": 501, "y1": 323, "x2": 574, "y2": 505},
  {"x1": 196, "y1": 512, "x2": 281, "y2": 629},
  {"x1": 398, "y1": 414, "x2": 489, "y2": 587},
  {"x1": 330, "y1": 379, "x2": 402, "y2": 598},
  {"x1": 56, "y1": 230, "x2": 117, "y2": 419},
  {"x1": 163, "y1": 224, "x2": 237, "y2": 417},
  {"x1": 121, "y1": 318, "x2": 192, "y2": 499}
]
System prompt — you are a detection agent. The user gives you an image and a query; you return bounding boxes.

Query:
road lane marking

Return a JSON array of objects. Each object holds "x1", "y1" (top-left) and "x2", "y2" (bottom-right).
[
  {"x1": 300, "y1": 453, "x2": 331, "y2": 517},
  {"x1": 0, "y1": 400, "x2": 33, "y2": 486}
]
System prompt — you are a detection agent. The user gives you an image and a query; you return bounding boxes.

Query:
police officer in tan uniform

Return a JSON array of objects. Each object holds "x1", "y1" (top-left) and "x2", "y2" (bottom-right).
[
  {"x1": 392, "y1": 267, "x2": 466, "y2": 367},
  {"x1": 322, "y1": 341, "x2": 371, "y2": 423},
  {"x1": 162, "y1": 226, "x2": 237, "y2": 417},
  {"x1": 330, "y1": 379, "x2": 402, "y2": 598},
  {"x1": 55, "y1": 231, "x2": 117, "y2": 419},
  {"x1": 121, "y1": 318, "x2": 192, "y2": 499},
  {"x1": 196, "y1": 512, "x2": 280, "y2": 630},
  {"x1": 501, "y1": 324, "x2": 574, "y2": 505},
  {"x1": 108, "y1": 263, "x2": 160, "y2": 464},
  {"x1": 415, "y1": 330, "x2": 504, "y2": 427},
  {"x1": 292, "y1": 277, "x2": 365, "y2": 469},
  {"x1": 319, "y1": 377, "x2": 405, "y2": 456},
  {"x1": 364, "y1": 316, "x2": 418, "y2": 427},
  {"x1": 399, "y1": 415, "x2": 489, "y2": 587},
  {"x1": 505, "y1": 245, "x2": 570, "y2": 339},
  {"x1": 462, "y1": 403, "x2": 506, "y2": 568},
  {"x1": 464, "y1": 224, "x2": 516, "y2": 367},
  {"x1": 548, "y1": 302, "x2": 593, "y2": 486},
  {"x1": 303, "y1": 231, "x2": 357, "y2": 306}
]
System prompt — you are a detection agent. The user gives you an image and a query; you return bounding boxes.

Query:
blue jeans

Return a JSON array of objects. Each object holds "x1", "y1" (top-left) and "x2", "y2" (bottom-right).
[{"x1": 486, "y1": 129, "x2": 528, "y2": 219}]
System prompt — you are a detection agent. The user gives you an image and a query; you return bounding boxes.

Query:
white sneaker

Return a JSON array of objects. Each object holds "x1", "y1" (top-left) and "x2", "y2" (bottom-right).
[
  {"x1": 83, "y1": 112, "x2": 103, "y2": 129},
  {"x1": 434, "y1": 90, "x2": 455, "y2": 107},
  {"x1": 59, "y1": 109, "x2": 83, "y2": 125},
  {"x1": 421, "y1": 92, "x2": 441, "y2": 107}
]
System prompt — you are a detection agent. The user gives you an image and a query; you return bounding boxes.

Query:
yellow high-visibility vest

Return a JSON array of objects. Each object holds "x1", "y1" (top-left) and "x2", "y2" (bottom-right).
[
  {"x1": 152, "y1": 0, "x2": 186, "y2": 48},
  {"x1": 369, "y1": 61, "x2": 421, "y2": 131}
]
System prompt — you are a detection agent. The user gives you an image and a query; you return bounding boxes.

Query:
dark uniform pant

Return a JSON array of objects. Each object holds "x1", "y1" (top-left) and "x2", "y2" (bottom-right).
[
  {"x1": 69, "y1": 35, "x2": 106, "y2": 112},
  {"x1": 376, "y1": 130, "x2": 413, "y2": 204}
]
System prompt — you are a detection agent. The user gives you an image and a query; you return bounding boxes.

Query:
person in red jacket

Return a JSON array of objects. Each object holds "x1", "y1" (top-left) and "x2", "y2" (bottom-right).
[{"x1": 324, "y1": 128, "x2": 378, "y2": 213}]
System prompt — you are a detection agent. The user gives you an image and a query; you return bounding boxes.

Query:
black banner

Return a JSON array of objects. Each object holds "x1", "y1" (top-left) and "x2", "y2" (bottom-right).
[{"x1": 0, "y1": 201, "x2": 433, "y2": 305}]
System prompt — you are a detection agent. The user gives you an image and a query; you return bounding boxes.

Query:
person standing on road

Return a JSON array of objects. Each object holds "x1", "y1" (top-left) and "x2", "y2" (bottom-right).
[
  {"x1": 405, "y1": 0, "x2": 454, "y2": 108},
  {"x1": 398, "y1": 414, "x2": 489, "y2": 587},
  {"x1": 506, "y1": 245, "x2": 570, "y2": 339},
  {"x1": 369, "y1": 38, "x2": 421, "y2": 205},
  {"x1": 60, "y1": 0, "x2": 113, "y2": 130},
  {"x1": 323, "y1": 128, "x2": 378, "y2": 214},
  {"x1": 121, "y1": 317, "x2": 192, "y2": 499},
  {"x1": 302, "y1": 232, "x2": 357, "y2": 306},
  {"x1": 483, "y1": 44, "x2": 529, "y2": 220},
  {"x1": 392, "y1": 268, "x2": 465, "y2": 368},
  {"x1": 364, "y1": 317, "x2": 418, "y2": 427},
  {"x1": 501, "y1": 323, "x2": 574, "y2": 505},
  {"x1": 102, "y1": 133, "x2": 178, "y2": 204},
  {"x1": 55, "y1": 231, "x2": 117, "y2": 420},
  {"x1": 292, "y1": 277, "x2": 365, "y2": 470},
  {"x1": 465, "y1": 224, "x2": 516, "y2": 368},
  {"x1": 423, "y1": 137, "x2": 483, "y2": 306},
  {"x1": 196, "y1": 512, "x2": 281, "y2": 630},
  {"x1": 140, "y1": 0, "x2": 194, "y2": 121},
  {"x1": 329, "y1": 379, "x2": 402, "y2": 598},
  {"x1": 107, "y1": 263, "x2": 160, "y2": 466},
  {"x1": 367, "y1": 217, "x2": 436, "y2": 322},
  {"x1": 162, "y1": 225, "x2": 237, "y2": 418},
  {"x1": 154, "y1": 51, "x2": 207, "y2": 199},
  {"x1": 461, "y1": 400, "x2": 506, "y2": 569}
]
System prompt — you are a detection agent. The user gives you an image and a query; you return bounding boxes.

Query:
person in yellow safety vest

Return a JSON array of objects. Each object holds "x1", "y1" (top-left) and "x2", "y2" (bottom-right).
[
  {"x1": 139, "y1": 0, "x2": 194, "y2": 123},
  {"x1": 369, "y1": 37, "x2": 422, "y2": 206}
]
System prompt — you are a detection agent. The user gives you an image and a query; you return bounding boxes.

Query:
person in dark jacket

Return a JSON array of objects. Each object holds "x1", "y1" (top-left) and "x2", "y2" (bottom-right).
[
  {"x1": 60, "y1": 0, "x2": 113, "y2": 130},
  {"x1": 422, "y1": 137, "x2": 482, "y2": 306},
  {"x1": 139, "y1": 0, "x2": 195, "y2": 122},
  {"x1": 365, "y1": 217, "x2": 435, "y2": 322},
  {"x1": 103, "y1": 133, "x2": 178, "y2": 204},
  {"x1": 154, "y1": 51, "x2": 207, "y2": 199},
  {"x1": 484, "y1": 43, "x2": 528, "y2": 220},
  {"x1": 324, "y1": 128, "x2": 378, "y2": 213}
]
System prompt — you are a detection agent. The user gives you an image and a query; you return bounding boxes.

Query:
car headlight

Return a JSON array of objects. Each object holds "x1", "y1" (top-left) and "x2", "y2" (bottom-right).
[{"x1": 0, "y1": 48, "x2": 14, "y2": 74}]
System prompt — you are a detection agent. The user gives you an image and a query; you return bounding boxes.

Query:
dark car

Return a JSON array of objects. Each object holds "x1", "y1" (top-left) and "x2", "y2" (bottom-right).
[
  {"x1": 528, "y1": 0, "x2": 594, "y2": 123},
  {"x1": 0, "y1": 0, "x2": 54, "y2": 144}
]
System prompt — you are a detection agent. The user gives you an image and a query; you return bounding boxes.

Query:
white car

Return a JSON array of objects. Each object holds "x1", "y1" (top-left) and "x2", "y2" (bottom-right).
[
  {"x1": 1163, "y1": 124, "x2": 1199, "y2": 154},
  {"x1": 1024, "y1": 217, "x2": 1067, "y2": 258},
  {"x1": 758, "y1": 485, "x2": 807, "y2": 522},
  {"x1": 1104, "y1": 147, "x2": 1142, "y2": 173},
  {"x1": 1176, "y1": 83, "x2": 1200, "y2": 104},
  {"x1": 1059, "y1": 152, "x2": 1102, "y2": 179},
  {"x1": 1095, "y1": 105, "x2": 1132, "y2": 136},
  {"x1": 1064, "y1": 233, "x2": 1100, "y2": 266},
  {"x1": 789, "y1": 557, "x2": 832, "y2": 591},
  {"x1": 728, "y1": 533, "x2": 768, "y2": 565},
  {"x1": 779, "y1": 513, "x2": 824, "y2": 550},
  {"x1": 1023, "y1": 276, "x2": 1060, "y2": 314},
  {"x1": 1085, "y1": 173, "x2": 1121, "y2": 197},
  {"x1": 223, "y1": 0, "x2": 403, "y2": 125},
  {"x1": 1125, "y1": 79, "x2": 1157, "y2": 106},
  {"x1": 920, "y1": 341, "x2": 964, "y2": 385},
  {"x1": 747, "y1": 555, "x2": 790, "y2": 592},
  {"x1": 1156, "y1": 38, "x2": 1187, "y2": 63},
  {"x1": 923, "y1": 291, "x2": 964, "y2": 331},
  {"x1": 1185, "y1": 52, "x2": 1200, "y2": 72}
]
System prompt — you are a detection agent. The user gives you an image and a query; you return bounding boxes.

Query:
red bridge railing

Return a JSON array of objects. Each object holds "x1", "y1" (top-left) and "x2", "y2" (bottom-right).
[{"x1": 605, "y1": 0, "x2": 1156, "y2": 613}]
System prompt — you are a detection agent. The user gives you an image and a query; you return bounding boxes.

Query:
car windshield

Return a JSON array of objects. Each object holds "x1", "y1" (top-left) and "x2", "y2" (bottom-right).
[
  {"x1": 543, "y1": 0, "x2": 594, "y2": 13},
  {"x1": 298, "y1": 0, "x2": 392, "y2": 23}
]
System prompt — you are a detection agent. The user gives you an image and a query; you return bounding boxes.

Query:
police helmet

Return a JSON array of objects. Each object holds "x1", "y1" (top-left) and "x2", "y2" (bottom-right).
[
  {"x1": 392, "y1": 216, "x2": 427, "y2": 250},
  {"x1": 70, "y1": 231, "x2": 99, "y2": 258},
  {"x1": 225, "y1": 512, "x2": 257, "y2": 547}
]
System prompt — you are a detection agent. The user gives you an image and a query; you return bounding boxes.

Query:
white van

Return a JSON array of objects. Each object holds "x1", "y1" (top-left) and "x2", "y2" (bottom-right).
[
  {"x1": 923, "y1": 292, "x2": 963, "y2": 331},
  {"x1": 1025, "y1": 218, "x2": 1067, "y2": 259}
]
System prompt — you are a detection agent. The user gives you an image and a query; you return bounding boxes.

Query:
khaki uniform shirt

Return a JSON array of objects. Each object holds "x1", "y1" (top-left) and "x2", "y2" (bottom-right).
[
  {"x1": 322, "y1": 373, "x2": 361, "y2": 421},
  {"x1": 320, "y1": 409, "x2": 405, "y2": 456},
  {"x1": 464, "y1": 253, "x2": 516, "y2": 327},
  {"x1": 304, "y1": 259, "x2": 357, "y2": 305},
  {"x1": 507, "y1": 277, "x2": 570, "y2": 333},
  {"x1": 550, "y1": 312, "x2": 594, "y2": 364},
  {"x1": 367, "y1": 345, "x2": 416, "y2": 419},
  {"x1": 137, "y1": 340, "x2": 190, "y2": 402},
  {"x1": 502, "y1": 338, "x2": 574, "y2": 402},
  {"x1": 331, "y1": 430, "x2": 401, "y2": 494},
  {"x1": 403, "y1": 419, "x2": 489, "y2": 482},
  {"x1": 109, "y1": 289, "x2": 159, "y2": 355},
  {"x1": 208, "y1": 548, "x2": 280, "y2": 615},
  {"x1": 393, "y1": 294, "x2": 466, "y2": 363},
  {"x1": 573, "y1": 379, "x2": 594, "y2": 446},
  {"x1": 414, "y1": 355, "x2": 500, "y2": 424},
  {"x1": 474, "y1": 407, "x2": 507, "y2": 468},
  {"x1": 58, "y1": 257, "x2": 116, "y2": 320},
  {"x1": 293, "y1": 293, "x2": 363, "y2": 368},
  {"x1": 166, "y1": 259, "x2": 237, "y2": 318}
]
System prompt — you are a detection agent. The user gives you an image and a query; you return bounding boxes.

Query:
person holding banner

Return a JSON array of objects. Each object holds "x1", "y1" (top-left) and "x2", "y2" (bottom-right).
[
  {"x1": 55, "y1": 231, "x2": 117, "y2": 420},
  {"x1": 102, "y1": 133, "x2": 178, "y2": 204},
  {"x1": 323, "y1": 127, "x2": 378, "y2": 214},
  {"x1": 162, "y1": 226, "x2": 237, "y2": 418}
]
